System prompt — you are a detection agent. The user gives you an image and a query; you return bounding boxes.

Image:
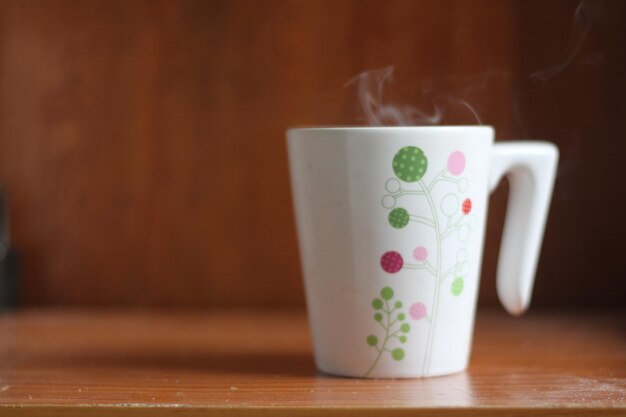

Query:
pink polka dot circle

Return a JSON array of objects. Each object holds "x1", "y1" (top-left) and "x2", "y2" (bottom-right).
[
  {"x1": 447, "y1": 151, "x2": 466, "y2": 176},
  {"x1": 413, "y1": 246, "x2": 428, "y2": 261},
  {"x1": 410, "y1": 302, "x2": 427, "y2": 320}
]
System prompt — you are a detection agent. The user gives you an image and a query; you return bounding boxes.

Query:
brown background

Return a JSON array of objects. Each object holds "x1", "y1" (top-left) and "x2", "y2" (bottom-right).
[{"x1": 0, "y1": 0, "x2": 624, "y2": 308}]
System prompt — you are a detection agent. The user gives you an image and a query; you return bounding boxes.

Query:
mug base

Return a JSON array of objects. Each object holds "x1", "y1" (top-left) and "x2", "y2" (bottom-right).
[{"x1": 315, "y1": 362, "x2": 468, "y2": 379}]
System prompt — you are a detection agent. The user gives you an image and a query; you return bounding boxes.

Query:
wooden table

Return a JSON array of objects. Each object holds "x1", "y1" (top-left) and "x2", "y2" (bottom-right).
[{"x1": 0, "y1": 308, "x2": 623, "y2": 416}]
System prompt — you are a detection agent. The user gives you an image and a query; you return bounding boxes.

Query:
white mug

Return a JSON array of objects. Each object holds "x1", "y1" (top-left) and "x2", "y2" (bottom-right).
[{"x1": 287, "y1": 126, "x2": 558, "y2": 378}]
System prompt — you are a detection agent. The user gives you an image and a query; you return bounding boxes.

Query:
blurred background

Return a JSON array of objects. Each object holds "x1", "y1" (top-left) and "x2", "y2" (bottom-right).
[{"x1": 0, "y1": 0, "x2": 624, "y2": 310}]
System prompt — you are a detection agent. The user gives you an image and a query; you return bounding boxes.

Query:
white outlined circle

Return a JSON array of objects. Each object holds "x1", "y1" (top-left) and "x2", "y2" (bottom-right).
[
  {"x1": 385, "y1": 178, "x2": 401, "y2": 193},
  {"x1": 458, "y1": 224, "x2": 470, "y2": 242},
  {"x1": 382, "y1": 195, "x2": 397, "y2": 209},
  {"x1": 441, "y1": 194, "x2": 459, "y2": 217},
  {"x1": 468, "y1": 215, "x2": 477, "y2": 229}
]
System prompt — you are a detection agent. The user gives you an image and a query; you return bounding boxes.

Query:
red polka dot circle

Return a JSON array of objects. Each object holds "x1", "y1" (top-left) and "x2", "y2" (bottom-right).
[
  {"x1": 462, "y1": 198, "x2": 472, "y2": 215},
  {"x1": 380, "y1": 251, "x2": 404, "y2": 273}
]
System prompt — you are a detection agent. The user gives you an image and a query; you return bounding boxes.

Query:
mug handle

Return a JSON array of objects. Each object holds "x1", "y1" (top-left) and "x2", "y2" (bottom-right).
[{"x1": 489, "y1": 141, "x2": 559, "y2": 315}]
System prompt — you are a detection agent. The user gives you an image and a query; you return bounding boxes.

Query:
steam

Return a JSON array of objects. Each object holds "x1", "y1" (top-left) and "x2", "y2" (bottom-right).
[
  {"x1": 346, "y1": 1, "x2": 602, "y2": 126},
  {"x1": 344, "y1": 67, "x2": 442, "y2": 125},
  {"x1": 530, "y1": 0, "x2": 603, "y2": 83},
  {"x1": 345, "y1": 66, "x2": 496, "y2": 126}
]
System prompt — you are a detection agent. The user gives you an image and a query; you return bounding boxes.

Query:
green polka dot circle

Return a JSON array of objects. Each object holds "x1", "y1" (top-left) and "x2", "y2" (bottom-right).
[
  {"x1": 392, "y1": 146, "x2": 428, "y2": 182},
  {"x1": 388, "y1": 208, "x2": 409, "y2": 228},
  {"x1": 451, "y1": 277, "x2": 464, "y2": 296}
]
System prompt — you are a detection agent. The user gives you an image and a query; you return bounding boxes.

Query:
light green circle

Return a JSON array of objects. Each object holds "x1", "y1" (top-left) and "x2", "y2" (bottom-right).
[
  {"x1": 366, "y1": 335, "x2": 378, "y2": 346},
  {"x1": 391, "y1": 348, "x2": 405, "y2": 361},
  {"x1": 451, "y1": 277, "x2": 464, "y2": 296},
  {"x1": 374, "y1": 313, "x2": 383, "y2": 321},
  {"x1": 392, "y1": 146, "x2": 428, "y2": 182},
  {"x1": 372, "y1": 298, "x2": 383, "y2": 310},
  {"x1": 397, "y1": 313, "x2": 405, "y2": 321},
  {"x1": 400, "y1": 323, "x2": 410, "y2": 333},
  {"x1": 380, "y1": 287, "x2": 394, "y2": 300},
  {"x1": 399, "y1": 336, "x2": 407, "y2": 343},
  {"x1": 388, "y1": 208, "x2": 410, "y2": 229},
  {"x1": 394, "y1": 301, "x2": 402, "y2": 308}
]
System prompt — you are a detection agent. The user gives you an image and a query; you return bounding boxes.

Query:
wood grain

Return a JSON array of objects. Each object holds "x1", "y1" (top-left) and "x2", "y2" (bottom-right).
[
  {"x1": 0, "y1": 308, "x2": 624, "y2": 416},
  {"x1": 0, "y1": 0, "x2": 624, "y2": 307}
]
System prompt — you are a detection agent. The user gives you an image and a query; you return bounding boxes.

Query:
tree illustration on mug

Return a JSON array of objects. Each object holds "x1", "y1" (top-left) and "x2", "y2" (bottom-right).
[
  {"x1": 376, "y1": 146, "x2": 475, "y2": 376},
  {"x1": 364, "y1": 286, "x2": 410, "y2": 377}
]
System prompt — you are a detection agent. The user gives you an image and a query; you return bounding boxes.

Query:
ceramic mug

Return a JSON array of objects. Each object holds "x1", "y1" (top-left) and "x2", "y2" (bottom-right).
[{"x1": 287, "y1": 126, "x2": 558, "y2": 378}]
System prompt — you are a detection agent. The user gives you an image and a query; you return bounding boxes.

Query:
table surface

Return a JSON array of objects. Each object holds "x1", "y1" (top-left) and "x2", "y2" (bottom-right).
[{"x1": 0, "y1": 308, "x2": 624, "y2": 416}]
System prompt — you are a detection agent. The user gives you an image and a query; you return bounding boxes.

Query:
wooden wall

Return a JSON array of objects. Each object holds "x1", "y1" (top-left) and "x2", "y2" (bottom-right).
[{"x1": 0, "y1": 0, "x2": 624, "y2": 308}]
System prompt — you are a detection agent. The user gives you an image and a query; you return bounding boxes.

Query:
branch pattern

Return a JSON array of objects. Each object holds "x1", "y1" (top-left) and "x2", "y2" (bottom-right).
[
  {"x1": 364, "y1": 287, "x2": 410, "y2": 377},
  {"x1": 366, "y1": 146, "x2": 475, "y2": 376}
]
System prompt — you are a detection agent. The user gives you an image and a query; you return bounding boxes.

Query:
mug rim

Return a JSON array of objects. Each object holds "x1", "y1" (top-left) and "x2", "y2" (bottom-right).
[{"x1": 287, "y1": 125, "x2": 494, "y2": 133}]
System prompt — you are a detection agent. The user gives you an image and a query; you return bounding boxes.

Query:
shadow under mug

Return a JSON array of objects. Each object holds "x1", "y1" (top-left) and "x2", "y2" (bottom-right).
[{"x1": 287, "y1": 126, "x2": 558, "y2": 378}]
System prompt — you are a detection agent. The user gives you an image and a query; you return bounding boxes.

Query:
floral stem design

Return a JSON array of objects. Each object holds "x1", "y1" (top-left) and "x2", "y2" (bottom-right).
[
  {"x1": 378, "y1": 147, "x2": 473, "y2": 376},
  {"x1": 364, "y1": 286, "x2": 410, "y2": 377},
  {"x1": 419, "y1": 178, "x2": 442, "y2": 375}
]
